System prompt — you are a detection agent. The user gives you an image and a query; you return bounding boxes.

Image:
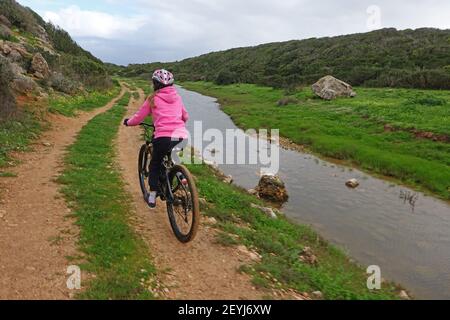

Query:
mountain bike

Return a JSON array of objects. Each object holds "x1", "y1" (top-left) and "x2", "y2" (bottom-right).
[{"x1": 138, "y1": 123, "x2": 200, "y2": 243}]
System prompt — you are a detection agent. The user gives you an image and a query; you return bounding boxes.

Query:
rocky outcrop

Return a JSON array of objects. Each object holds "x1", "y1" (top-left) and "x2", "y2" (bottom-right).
[
  {"x1": 35, "y1": 25, "x2": 49, "y2": 43},
  {"x1": 0, "y1": 40, "x2": 11, "y2": 55},
  {"x1": 256, "y1": 175, "x2": 289, "y2": 204},
  {"x1": 11, "y1": 74, "x2": 36, "y2": 95},
  {"x1": 10, "y1": 62, "x2": 26, "y2": 75},
  {"x1": 30, "y1": 53, "x2": 50, "y2": 79},
  {"x1": 1, "y1": 45, "x2": 36, "y2": 97},
  {"x1": 0, "y1": 23, "x2": 12, "y2": 39},
  {"x1": 0, "y1": 41, "x2": 29, "y2": 63},
  {"x1": 312, "y1": 75, "x2": 357, "y2": 100},
  {"x1": 0, "y1": 15, "x2": 12, "y2": 28}
]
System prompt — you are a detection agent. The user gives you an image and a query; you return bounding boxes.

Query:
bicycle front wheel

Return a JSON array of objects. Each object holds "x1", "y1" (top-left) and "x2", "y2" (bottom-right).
[
  {"x1": 167, "y1": 165, "x2": 200, "y2": 243},
  {"x1": 138, "y1": 144, "x2": 152, "y2": 199}
]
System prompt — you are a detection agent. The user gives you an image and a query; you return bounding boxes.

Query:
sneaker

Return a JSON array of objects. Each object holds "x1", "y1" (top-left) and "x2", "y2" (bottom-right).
[{"x1": 146, "y1": 191, "x2": 157, "y2": 209}]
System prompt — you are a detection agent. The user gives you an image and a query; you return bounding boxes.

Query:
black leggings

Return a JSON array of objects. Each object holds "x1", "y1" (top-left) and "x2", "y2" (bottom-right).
[{"x1": 150, "y1": 137, "x2": 183, "y2": 192}]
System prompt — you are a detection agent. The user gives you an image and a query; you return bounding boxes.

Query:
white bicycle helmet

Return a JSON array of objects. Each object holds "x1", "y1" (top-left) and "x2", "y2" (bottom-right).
[{"x1": 152, "y1": 69, "x2": 174, "y2": 86}]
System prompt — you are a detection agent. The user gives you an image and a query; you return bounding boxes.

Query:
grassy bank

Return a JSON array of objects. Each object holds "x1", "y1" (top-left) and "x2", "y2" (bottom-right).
[
  {"x1": 182, "y1": 82, "x2": 450, "y2": 200},
  {"x1": 0, "y1": 84, "x2": 121, "y2": 172},
  {"x1": 0, "y1": 111, "x2": 43, "y2": 168},
  {"x1": 48, "y1": 85, "x2": 121, "y2": 117},
  {"x1": 59, "y1": 92, "x2": 156, "y2": 299},
  {"x1": 188, "y1": 163, "x2": 402, "y2": 300}
]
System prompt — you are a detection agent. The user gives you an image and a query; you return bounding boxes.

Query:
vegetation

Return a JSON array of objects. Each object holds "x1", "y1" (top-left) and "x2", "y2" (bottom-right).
[
  {"x1": 0, "y1": 83, "x2": 120, "y2": 169},
  {"x1": 0, "y1": 56, "x2": 17, "y2": 119},
  {"x1": 0, "y1": 110, "x2": 42, "y2": 168},
  {"x1": 0, "y1": 0, "x2": 112, "y2": 92},
  {"x1": 188, "y1": 163, "x2": 401, "y2": 299},
  {"x1": 0, "y1": 0, "x2": 41, "y2": 35},
  {"x1": 182, "y1": 82, "x2": 450, "y2": 200},
  {"x1": 48, "y1": 84, "x2": 120, "y2": 117},
  {"x1": 0, "y1": 0, "x2": 120, "y2": 175},
  {"x1": 59, "y1": 92, "x2": 157, "y2": 299},
  {"x1": 119, "y1": 77, "x2": 153, "y2": 96},
  {"x1": 119, "y1": 28, "x2": 450, "y2": 90},
  {"x1": 44, "y1": 22, "x2": 101, "y2": 63}
]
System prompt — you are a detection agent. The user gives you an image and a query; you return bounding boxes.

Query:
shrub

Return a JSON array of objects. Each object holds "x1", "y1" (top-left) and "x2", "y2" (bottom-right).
[
  {"x1": 409, "y1": 95, "x2": 447, "y2": 106},
  {"x1": 277, "y1": 97, "x2": 299, "y2": 106},
  {"x1": 49, "y1": 72, "x2": 79, "y2": 95},
  {"x1": 45, "y1": 22, "x2": 101, "y2": 63},
  {"x1": 214, "y1": 69, "x2": 238, "y2": 85},
  {"x1": 0, "y1": 24, "x2": 12, "y2": 39},
  {"x1": 0, "y1": 0, "x2": 41, "y2": 35},
  {"x1": 0, "y1": 57, "x2": 17, "y2": 119}
]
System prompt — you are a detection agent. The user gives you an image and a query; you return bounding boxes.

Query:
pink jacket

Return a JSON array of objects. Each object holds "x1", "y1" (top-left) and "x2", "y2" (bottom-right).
[{"x1": 127, "y1": 86, "x2": 189, "y2": 139}]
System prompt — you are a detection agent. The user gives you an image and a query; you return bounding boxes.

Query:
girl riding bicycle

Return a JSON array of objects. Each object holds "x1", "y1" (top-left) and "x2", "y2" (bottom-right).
[{"x1": 124, "y1": 69, "x2": 189, "y2": 208}]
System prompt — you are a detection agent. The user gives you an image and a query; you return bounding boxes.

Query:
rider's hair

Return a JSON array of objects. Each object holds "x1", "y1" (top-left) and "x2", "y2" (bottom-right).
[{"x1": 153, "y1": 78, "x2": 173, "y2": 91}]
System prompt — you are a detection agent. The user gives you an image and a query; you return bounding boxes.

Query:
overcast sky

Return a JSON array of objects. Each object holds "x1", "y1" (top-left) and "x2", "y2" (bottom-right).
[{"x1": 17, "y1": 0, "x2": 450, "y2": 65}]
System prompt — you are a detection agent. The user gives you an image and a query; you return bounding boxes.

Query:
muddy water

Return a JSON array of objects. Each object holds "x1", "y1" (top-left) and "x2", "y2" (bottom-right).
[{"x1": 178, "y1": 86, "x2": 450, "y2": 300}]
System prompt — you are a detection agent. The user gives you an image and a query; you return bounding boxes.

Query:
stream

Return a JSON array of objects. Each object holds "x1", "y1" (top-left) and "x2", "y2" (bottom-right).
[{"x1": 178, "y1": 86, "x2": 450, "y2": 300}]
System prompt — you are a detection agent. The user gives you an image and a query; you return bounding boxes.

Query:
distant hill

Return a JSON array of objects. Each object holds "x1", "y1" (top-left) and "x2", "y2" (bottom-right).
[
  {"x1": 117, "y1": 28, "x2": 450, "y2": 90},
  {"x1": 0, "y1": 0, "x2": 112, "y2": 119}
]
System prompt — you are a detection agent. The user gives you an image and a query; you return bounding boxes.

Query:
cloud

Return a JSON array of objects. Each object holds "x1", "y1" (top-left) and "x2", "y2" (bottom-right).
[
  {"x1": 43, "y1": 5, "x2": 146, "y2": 39},
  {"x1": 35, "y1": 0, "x2": 450, "y2": 65}
]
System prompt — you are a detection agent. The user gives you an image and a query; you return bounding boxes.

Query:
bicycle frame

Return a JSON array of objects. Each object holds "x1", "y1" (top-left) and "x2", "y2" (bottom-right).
[
  {"x1": 140, "y1": 122, "x2": 176, "y2": 205},
  {"x1": 137, "y1": 122, "x2": 200, "y2": 243}
]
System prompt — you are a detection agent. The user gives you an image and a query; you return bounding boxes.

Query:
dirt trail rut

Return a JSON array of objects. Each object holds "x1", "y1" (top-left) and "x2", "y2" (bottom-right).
[
  {"x1": 0, "y1": 87, "x2": 127, "y2": 299},
  {"x1": 117, "y1": 90, "x2": 264, "y2": 300}
]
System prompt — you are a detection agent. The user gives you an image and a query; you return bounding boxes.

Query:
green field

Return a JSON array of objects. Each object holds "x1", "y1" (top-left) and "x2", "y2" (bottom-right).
[{"x1": 182, "y1": 82, "x2": 450, "y2": 200}]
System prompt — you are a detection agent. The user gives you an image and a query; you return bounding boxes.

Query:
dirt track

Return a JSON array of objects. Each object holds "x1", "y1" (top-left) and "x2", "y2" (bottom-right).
[
  {"x1": 0, "y1": 87, "x2": 126, "y2": 299},
  {"x1": 0, "y1": 86, "x2": 267, "y2": 300},
  {"x1": 117, "y1": 89, "x2": 264, "y2": 300}
]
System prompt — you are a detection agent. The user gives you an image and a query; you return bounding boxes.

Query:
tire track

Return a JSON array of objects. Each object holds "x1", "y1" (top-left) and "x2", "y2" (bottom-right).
[{"x1": 117, "y1": 89, "x2": 264, "y2": 300}]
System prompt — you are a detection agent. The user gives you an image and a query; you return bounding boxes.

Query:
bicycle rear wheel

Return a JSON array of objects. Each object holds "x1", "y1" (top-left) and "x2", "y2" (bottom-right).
[
  {"x1": 167, "y1": 165, "x2": 200, "y2": 243},
  {"x1": 138, "y1": 144, "x2": 152, "y2": 198}
]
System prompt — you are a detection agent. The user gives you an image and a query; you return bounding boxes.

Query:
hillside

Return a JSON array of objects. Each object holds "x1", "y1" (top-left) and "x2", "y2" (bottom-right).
[
  {"x1": 118, "y1": 28, "x2": 450, "y2": 90},
  {"x1": 0, "y1": 0, "x2": 112, "y2": 119}
]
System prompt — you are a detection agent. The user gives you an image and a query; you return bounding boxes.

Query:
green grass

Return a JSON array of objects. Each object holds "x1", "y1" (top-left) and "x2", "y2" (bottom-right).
[
  {"x1": 188, "y1": 163, "x2": 402, "y2": 300},
  {"x1": 182, "y1": 82, "x2": 450, "y2": 200},
  {"x1": 0, "y1": 33, "x2": 19, "y2": 42},
  {"x1": 121, "y1": 78, "x2": 153, "y2": 96},
  {"x1": 58, "y1": 92, "x2": 156, "y2": 299},
  {"x1": 0, "y1": 112, "x2": 43, "y2": 167},
  {"x1": 1, "y1": 84, "x2": 121, "y2": 168},
  {"x1": 0, "y1": 172, "x2": 17, "y2": 177},
  {"x1": 48, "y1": 86, "x2": 121, "y2": 117}
]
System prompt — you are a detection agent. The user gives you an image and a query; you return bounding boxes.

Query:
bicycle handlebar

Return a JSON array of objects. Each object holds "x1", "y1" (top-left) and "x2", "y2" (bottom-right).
[{"x1": 140, "y1": 123, "x2": 155, "y2": 129}]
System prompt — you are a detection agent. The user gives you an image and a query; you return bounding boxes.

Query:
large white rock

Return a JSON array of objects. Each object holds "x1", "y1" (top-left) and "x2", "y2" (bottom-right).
[{"x1": 312, "y1": 75, "x2": 357, "y2": 100}]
